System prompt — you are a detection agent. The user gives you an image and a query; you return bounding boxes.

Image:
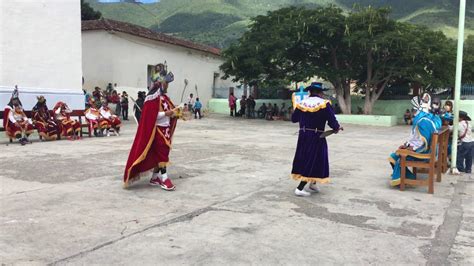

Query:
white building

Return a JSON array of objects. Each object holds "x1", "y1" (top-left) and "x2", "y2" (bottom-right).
[
  {"x1": 82, "y1": 19, "x2": 236, "y2": 107},
  {"x1": 0, "y1": 0, "x2": 84, "y2": 110}
]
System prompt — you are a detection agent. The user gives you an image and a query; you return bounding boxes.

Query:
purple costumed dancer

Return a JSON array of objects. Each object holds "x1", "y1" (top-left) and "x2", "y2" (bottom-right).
[{"x1": 291, "y1": 82, "x2": 343, "y2": 196}]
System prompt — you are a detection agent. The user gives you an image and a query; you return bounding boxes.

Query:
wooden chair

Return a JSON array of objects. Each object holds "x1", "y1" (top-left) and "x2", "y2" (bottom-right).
[
  {"x1": 396, "y1": 127, "x2": 449, "y2": 194},
  {"x1": 69, "y1": 110, "x2": 91, "y2": 138}
]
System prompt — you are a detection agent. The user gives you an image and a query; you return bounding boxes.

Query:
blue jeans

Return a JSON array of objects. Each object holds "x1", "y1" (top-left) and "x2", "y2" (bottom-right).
[{"x1": 457, "y1": 142, "x2": 474, "y2": 173}]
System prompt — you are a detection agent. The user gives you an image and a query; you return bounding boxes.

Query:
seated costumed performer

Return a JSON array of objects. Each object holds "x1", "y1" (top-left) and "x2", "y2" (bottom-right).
[
  {"x1": 388, "y1": 93, "x2": 442, "y2": 186},
  {"x1": 32, "y1": 96, "x2": 59, "y2": 141},
  {"x1": 123, "y1": 66, "x2": 178, "y2": 190},
  {"x1": 3, "y1": 90, "x2": 34, "y2": 145},
  {"x1": 54, "y1": 101, "x2": 81, "y2": 140}
]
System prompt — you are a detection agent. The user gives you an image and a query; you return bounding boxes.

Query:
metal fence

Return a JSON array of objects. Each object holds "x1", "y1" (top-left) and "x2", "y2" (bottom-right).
[{"x1": 379, "y1": 84, "x2": 474, "y2": 100}]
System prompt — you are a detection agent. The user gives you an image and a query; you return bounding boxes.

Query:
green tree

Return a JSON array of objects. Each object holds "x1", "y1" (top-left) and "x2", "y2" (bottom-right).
[
  {"x1": 81, "y1": 0, "x2": 102, "y2": 21},
  {"x1": 346, "y1": 7, "x2": 455, "y2": 114},
  {"x1": 220, "y1": 7, "x2": 316, "y2": 87},
  {"x1": 303, "y1": 6, "x2": 356, "y2": 114},
  {"x1": 221, "y1": 6, "x2": 456, "y2": 114},
  {"x1": 463, "y1": 35, "x2": 474, "y2": 83}
]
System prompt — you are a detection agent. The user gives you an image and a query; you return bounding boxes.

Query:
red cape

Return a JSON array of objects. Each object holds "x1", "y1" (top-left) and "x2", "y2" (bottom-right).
[
  {"x1": 123, "y1": 91, "x2": 177, "y2": 187},
  {"x1": 3, "y1": 106, "x2": 11, "y2": 129}
]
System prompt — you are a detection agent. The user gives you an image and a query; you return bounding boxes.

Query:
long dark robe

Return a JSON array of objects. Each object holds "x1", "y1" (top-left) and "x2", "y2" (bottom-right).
[{"x1": 291, "y1": 96, "x2": 340, "y2": 183}]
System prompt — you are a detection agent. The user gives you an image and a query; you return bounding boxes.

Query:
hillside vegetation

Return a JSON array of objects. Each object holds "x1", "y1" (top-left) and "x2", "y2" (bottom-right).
[{"x1": 85, "y1": 0, "x2": 474, "y2": 48}]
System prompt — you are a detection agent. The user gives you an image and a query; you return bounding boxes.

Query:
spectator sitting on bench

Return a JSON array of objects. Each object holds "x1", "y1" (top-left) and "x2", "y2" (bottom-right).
[
  {"x1": 265, "y1": 103, "x2": 273, "y2": 120},
  {"x1": 334, "y1": 103, "x2": 342, "y2": 114},
  {"x1": 403, "y1": 109, "x2": 413, "y2": 125},
  {"x1": 257, "y1": 103, "x2": 267, "y2": 119},
  {"x1": 272, "y1": 103, "x2": 280, "y2": 120}
]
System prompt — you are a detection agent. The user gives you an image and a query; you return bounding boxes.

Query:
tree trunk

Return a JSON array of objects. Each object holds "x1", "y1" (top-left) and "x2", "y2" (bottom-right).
[
  {"x1": 333, "y1": 80, "x2": 352, "y2": 114},
  {"x1": 363, "y1": 93, "x2": 375, "y2": 115},
  {"x1": 363, "y1": 80, "x2": 389, "y2": 115}
]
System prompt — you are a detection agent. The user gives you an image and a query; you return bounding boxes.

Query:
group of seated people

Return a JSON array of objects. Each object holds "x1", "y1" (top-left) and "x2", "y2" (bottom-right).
[
  {"x1": 235, "y1": 95, "x2": 292, "y2": 120},
  {"x1": 3, "y1": 88, "x2": 122, "y2": 145},
  {"x1": 85, "y1": 84, "x2": 129, "y2": 121},
  {"x1": 257, "y1": 102, "x2": 292, "y2": 120},
  {"x1": 84, "y1": 99, "x2": 122, "y2": 137}
]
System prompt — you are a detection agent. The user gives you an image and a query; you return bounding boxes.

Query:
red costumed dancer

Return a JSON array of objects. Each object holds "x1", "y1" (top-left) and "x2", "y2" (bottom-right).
[
  {"x1": 53, "y1": 101, "x2": 81, "y2": 140},
  {"x1": 100, "y1": 101, "x2": 121, "y2": 136},
  {"x1": 123, "y1": 63, "x2": 178, "y2": 190},
  {"x1": 32, "y1": 96, "x2": 59, "y2": 141},
  {"x1": 3, "y1": 87, "x2": 34, "y2": 145}
]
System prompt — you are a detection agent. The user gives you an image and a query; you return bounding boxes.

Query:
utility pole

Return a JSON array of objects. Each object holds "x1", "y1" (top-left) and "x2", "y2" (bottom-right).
[{"x1": 451, "y1": 0, "x2": 466, "y2": 172}]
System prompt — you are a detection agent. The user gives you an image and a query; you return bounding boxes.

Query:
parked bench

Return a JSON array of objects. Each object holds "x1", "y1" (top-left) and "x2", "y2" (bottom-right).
[
  {"x1": 396, "y1": 127, "x2": 450, "y2": 194},
  {"x1": 0, "y1": 109, "x2": 89, "y2": 142}
]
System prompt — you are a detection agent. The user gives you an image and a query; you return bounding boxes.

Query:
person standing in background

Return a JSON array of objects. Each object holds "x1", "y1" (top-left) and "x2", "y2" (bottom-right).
[
  {"x1": 121, "y1": 91, "x2": 129, "y2": 120},
  {"x1": 456, "y1": 111, "x2": 473, "y2": 174},
  {"x1": 228, "y1": 92, "x2": 237, "y2": 117},
  {"x1": 194, "y1": 97, "x2": 202, "y2": 119}
]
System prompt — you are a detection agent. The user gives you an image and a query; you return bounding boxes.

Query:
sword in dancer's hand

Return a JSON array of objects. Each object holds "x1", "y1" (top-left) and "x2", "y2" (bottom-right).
[
  {"x1": 320, "y1": 127, "x2": 344, "y2": 138},
  {"x1": 129, "y1": 96, "x2": 140, "y2": 125},
  {"x1": 129, "y1": 96, "x2": 141, "y2": 112}
]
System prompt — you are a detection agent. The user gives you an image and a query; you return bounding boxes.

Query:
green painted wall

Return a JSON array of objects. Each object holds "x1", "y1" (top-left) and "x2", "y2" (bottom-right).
[
  {"x1": 208, "y1": 98, "x2": 474, "y2": 125},
  {"x1": 208, "y1": 98, "x2": 292, "y2": 115},
  {"x1": 336, "y1": 115, "x2": 397, "y2": 127},
  {"x1": 350, "y1": 98, "x2": 474, "y2": 123}
]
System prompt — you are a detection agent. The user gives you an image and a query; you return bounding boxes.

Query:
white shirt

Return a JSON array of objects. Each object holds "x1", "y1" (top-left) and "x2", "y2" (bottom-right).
[
  {"x1": 156, "y1": 111, "x2": 170, "y2": 127},
  {"x1": 8, "y1": 108, "x2": 25, "y2": 123},
  {"x1": 100, "y1": 107, "x2": 112, "y2": 119},
  {"x1": 187, "y1": 97, "x2": 195, "y2": 106},
  {"x1": 85, "y1": 108, "x2": 100, "y2": 120},
  {"x1": 459, "y1": 120, "x2": 473, "y2": 143}
]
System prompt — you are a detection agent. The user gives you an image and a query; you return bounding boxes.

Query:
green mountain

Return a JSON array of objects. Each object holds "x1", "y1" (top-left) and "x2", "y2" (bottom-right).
[{"x1": 84, "y1": 0, "x2": 474, "y2": 48}]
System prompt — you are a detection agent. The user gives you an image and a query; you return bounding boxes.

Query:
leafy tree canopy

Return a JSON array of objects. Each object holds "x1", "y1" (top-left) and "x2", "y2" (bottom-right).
[
  {"x1": 220, "y1": 5, "x2": 456, "y2": 114},
  {"x1": 81, "y1": 0, "x2": 102, "y2": 21}
]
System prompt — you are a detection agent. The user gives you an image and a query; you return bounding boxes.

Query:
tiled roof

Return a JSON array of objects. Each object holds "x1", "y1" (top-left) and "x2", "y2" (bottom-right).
[{"x1": 82, "y1": 18, "x2": 221, "y2": 56}]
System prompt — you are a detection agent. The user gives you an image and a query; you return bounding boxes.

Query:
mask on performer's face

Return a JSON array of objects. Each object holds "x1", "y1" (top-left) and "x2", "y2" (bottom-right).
[{"x1": 160, "y1": 82, "x2": 168, "y2": 94}]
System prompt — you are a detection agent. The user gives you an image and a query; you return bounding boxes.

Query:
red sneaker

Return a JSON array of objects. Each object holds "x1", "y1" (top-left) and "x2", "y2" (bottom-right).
[
  {"x1": 149, "y1": 177, "x2": 163, "y2": 186},
  {"x1": 160, "y1": 179, "x2": 176, "y2": 191}
]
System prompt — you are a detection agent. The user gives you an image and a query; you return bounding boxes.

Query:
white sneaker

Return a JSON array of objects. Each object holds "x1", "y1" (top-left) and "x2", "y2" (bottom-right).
[
  {"x1": 305, "y1": 183, "x2": 320, "y2": 193},
  {"x1": 451, "y1": 168, "x2": 461, "y2": 175},
  {"x1": 294, "y1": 188, "x2": 311, "y2": 197}
]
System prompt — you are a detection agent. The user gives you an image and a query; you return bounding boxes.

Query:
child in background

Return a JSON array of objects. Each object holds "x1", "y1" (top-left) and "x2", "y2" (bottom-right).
[
  {"x1": 457, "y1": 111, "x2": 473, "y2": 173},
  {"x1": 194, "y1": 98, "x2": 202, "y2": 119}
]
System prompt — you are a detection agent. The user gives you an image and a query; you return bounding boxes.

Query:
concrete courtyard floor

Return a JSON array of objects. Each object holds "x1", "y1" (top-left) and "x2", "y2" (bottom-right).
[{"x1": 0, "y1": 115, "x2": 473, "y2": 265}]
